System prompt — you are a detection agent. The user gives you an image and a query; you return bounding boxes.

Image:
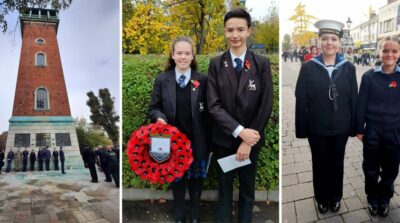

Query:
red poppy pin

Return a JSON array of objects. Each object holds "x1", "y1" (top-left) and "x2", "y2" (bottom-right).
[
  {"x1": 191, "y1": 80, "x2": 200, "y2": 91},
  {"x1": 245, "y1": 59, "x2": 251, "y2": 72},
  {"x1": 389, "y1": 81, "x2": 397, "y2": 88}
]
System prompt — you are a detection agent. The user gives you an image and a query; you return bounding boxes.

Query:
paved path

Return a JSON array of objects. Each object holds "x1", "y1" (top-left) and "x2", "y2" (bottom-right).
[
  {"x1": 0, "y1": 170, "x2": 119, "y2": 223},
  {"x1": 281, "y1": 61, "x2": 400, "y2": 223}
]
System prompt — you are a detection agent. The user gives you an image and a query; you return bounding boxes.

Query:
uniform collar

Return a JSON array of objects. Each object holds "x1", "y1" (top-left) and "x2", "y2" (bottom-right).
[{"x1": 374, "y1": 65, "x2": 400, "y2": 74}]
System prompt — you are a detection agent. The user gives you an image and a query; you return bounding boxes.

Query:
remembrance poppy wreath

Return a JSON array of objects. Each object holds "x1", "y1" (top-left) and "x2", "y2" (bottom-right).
[{"x1": 126, "y1": 122, "x2": 193, "y2": 184}]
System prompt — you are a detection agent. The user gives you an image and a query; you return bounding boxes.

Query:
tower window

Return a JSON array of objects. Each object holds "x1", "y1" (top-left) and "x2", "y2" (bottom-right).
[
  {"x1": 35, "y1": 87, "x2": 50, "y2": 110},
  {"x1": 36, "y1": 38, "x2": 45, "y2": 45},
  {"x1": 35, "y1": 52, "x2": 46, "y2": 66}
]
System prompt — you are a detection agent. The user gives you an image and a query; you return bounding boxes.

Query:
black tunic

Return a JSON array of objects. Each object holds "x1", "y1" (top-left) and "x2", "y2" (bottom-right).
[{"x1": 295, "y1": 58, "x2": 358, "y2": 138}]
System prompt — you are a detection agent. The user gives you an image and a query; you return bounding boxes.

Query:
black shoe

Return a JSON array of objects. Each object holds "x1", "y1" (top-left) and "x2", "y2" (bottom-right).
[
  {"x1": 379, "y1": 204, "x2": 389, "y2": 217},
  {"x1": 91, "y1": 180, "x2": 98, "y2": 183},
  {"x1": 368, "y1": 203, "x2": 378, "y2": 216},
  {"x1": 330, "y1": 201, "x2": 341, "y2": 212},
  {"x1": 317, "y1": 203, "x2": 328, "y2": 214}
]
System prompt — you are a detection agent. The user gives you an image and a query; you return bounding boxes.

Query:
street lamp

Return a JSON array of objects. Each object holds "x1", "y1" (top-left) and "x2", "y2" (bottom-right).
[{"x1": 346, "y1": 17, "x2": 352, "y2": 30}]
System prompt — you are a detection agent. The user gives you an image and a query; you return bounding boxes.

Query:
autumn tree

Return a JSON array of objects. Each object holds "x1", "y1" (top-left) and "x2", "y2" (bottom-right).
[
  {"x1": 0, "y1": 132, "x2": 7, "y2": 152},
  {"x1": 123, "y1": 2, "x2": 183, "y2": 54},
  {"x1": 288, "y1": 3, "x2": 317, "y2": 47},
  {"x1": 75, "y1": 117, "x2": 112, "y2": 149},
  {"x1": 282, "y1": 34, "x2": 292, "y2": 52},
  {"x1": 167, "y1": 0, "x2": 226, "y2": 54},
  {"x1": 0, "y1": 0, "x2": 72, "y2": 33},
  {"x1": 252, "y1": 4, "x2": 279, "y2": 53},
  {"x1": 86, "y1": 88, "x2": 119, "y2": 146}
]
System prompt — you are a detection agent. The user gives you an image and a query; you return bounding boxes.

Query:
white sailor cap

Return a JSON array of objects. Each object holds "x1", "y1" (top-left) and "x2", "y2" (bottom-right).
[{"x1": 315, "y1": 20, "x2": 344, "y2": 38}]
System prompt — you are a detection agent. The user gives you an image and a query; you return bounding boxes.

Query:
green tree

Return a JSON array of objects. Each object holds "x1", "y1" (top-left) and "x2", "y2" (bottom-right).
[
  {"x1": 86, "y1": 88, "x2": 119, "y2": 146},
  {"x1": 168, "y1": 0, "x2": 226, "y2": 54},
  {"x1": 75, "y1": 118, "x2": 112, "y2": 149},
  {"x1": 288, "y1": 3, "x2": 317, "y2": 47},
  {"x1": 252, "y1": 4, "x2": 279, "y2": 52},
  {"x1": 282, "y1": 34, "x2": 292, "y2": 51},
  {"x1": 0, "y1": 0, "x2": 72, "y2": 33}
]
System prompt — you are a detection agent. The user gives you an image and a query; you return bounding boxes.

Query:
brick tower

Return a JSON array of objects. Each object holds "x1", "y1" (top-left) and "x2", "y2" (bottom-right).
[{"x1": 6, "y1": 8, "x2": 82, "y2": 170}]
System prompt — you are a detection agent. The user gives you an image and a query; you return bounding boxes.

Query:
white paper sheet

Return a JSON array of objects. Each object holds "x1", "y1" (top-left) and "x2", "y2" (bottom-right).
[{"x1": 217, "y1": 154, "x2": 251, "y2": 173}]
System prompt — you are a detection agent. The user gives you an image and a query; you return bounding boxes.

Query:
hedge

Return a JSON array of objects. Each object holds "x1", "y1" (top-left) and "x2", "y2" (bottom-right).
[{"x1": 122, "y1": 54, "x2": 279, "y2": 190}]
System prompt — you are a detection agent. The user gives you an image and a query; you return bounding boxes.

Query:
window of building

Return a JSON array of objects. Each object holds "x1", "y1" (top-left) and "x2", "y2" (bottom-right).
[
  {"x1": 36, "y1": 133, "x2": 51, "y2": 147},
  {"x1": 14, "y1": 134, "x2": 30, "y2": 147},
  {"x1": 35, "y1": 52, "x2": 46, "y2": 66},
  {"x1": 56, "y1": 133, "x2": 71, "y2": 146},
  {"x1": 35, "y1": 87, "x2": 49, "y2": 110},
  {"x1": 36, "y1": 38, "x2": 45, "y2": 45}
]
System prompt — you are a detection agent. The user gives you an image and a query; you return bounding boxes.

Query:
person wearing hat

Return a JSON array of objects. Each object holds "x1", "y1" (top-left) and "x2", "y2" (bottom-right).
[
  {"x1": 356, "y1": 37, "x2": 400, "y2": 217},
  {"x1": 295, "y1": 19, "x2": 358, "y2": 214}
]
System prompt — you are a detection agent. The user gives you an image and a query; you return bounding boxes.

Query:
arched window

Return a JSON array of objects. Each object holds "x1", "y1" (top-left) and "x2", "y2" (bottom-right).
[
  {"x1": 35, "y1": 87, "x2": 49, "y2": 110},
  {"x1": 36, "y1": 52, "x2": 46, "y2": 66}
]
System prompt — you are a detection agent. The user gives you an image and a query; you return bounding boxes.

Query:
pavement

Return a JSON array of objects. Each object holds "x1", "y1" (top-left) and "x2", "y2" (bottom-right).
[
  {"x1": 123, "y1": 199, "x2": 278, "y2": 223},
  {"x1": 282, "y1": 60, "x2": 400, "y2": 223},
  {"x1": 0, "y1": 169, "x2": 119, "y2": 223}
]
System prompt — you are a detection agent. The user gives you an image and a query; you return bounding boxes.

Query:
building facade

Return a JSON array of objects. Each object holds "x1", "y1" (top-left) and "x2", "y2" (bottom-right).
[{"x1": 6, "y1": 8, "x2": 82, "y2": 170}]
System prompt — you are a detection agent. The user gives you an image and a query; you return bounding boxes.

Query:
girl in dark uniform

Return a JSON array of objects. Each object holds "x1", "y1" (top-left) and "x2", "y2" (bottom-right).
[
  {"x1": 148, "y1": 36, "x2": 209, "y2": 223},
  {"x1": 357, "y1": 37, "x2": 400, "y2": 217},
  {"x1": 295, "y1": 19, "x2": 358, "y2": 214}
]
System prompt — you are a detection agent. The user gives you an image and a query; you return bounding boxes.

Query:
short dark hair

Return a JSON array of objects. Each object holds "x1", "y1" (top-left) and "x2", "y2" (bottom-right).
[{"x1": 224, "y1": 8, "x2": 251, "y2": 28}]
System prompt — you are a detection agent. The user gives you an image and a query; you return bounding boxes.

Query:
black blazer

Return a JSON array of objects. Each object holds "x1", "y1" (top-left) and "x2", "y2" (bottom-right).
[
  {"x1": 148, "y1": 70, "x2": 209, "y2": 160},
  {"x1": 207, "y1": 50, "x2": 273, "y2": 149},
  {"x1": 295, "y1": 59, "x2": 358, "y2": 138}
]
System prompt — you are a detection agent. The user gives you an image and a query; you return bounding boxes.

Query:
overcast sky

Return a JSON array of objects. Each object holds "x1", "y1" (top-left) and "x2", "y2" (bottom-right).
[
  {"x1": 280, "y1": 0, "x2": 387, "y2": 38},
  {"x1": 0, "y1": 0, "x2": 120, "y2": 133}
]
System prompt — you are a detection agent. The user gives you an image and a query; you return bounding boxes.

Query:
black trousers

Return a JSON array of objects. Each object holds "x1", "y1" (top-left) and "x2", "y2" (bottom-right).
[
  {"x1": 363, "y1": 127, "x2": 400, "y2": 204},
  {"x1": 308, "y1": 134, "x2": 348, "y2": 204},
  {"x1": 53, "y1": 160, "x2": 59, "y2": 170},
  {"x1": 60, "y1": 160, "x2": 65, "y2": 173},
  {"x1": 215, "y1": 144, "x2": 260, "y2": 223},
  {"x1": 5, "y1": 160, "x2": 11, "y2": 172},
  {"x1": 88, "y1": 162, "x2": 98, "y2": 182},
  {"x1": 30, "y1": 160, "x2": 35, "y2": 171},
  {"x1": 45, "y1": 159, "x2": 50, "y2": 171},
  {"x1": 38, "y1": 159, "x2": 43, "y2": 171},
  {"x1": 171, "y1": 174, "x2": 203, "y2": 222},
  {"x1": 102, "y1": 163, "x2": 112, "y2": 181},
  {"x1": 23, "y1": 159, "x2": 28, "y2": 172}
]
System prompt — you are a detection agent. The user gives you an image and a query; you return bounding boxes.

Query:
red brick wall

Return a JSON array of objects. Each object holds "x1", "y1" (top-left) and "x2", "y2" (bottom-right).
[{"x1": 12, "y1": 21, "x2": 71, "y2": 116}]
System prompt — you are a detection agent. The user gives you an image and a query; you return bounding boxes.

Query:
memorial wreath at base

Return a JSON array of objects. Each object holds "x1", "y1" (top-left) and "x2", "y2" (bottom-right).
[{"x1": 126, "y1": 122, "x2": 193, "y2": 184}]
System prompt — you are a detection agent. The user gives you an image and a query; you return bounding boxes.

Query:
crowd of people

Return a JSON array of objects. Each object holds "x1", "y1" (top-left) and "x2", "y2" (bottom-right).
[
  {"x1": 0, "y1": 144, "x2": 119, "y2": 188},
  {"x1": 82, "y1": 145, "x2": 119, "y2": 188},
  {"x1": 0, "y1": 146, "x2": 65, "y2": 174}
]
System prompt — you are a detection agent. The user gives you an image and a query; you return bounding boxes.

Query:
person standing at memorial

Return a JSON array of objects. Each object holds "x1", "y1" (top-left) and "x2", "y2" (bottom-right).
[
  {"x1": 53, "y1": 148, "x2": 59, "y2": 171},
  {"x1": 59, "y1": 147, "x2": 66, "y2": 174},
  {"x1": 15, "y1": 148, "x2": 22, "y2": 172},
  {"x1": 5, "y1": 149, "x2": 14, "y2": 172},
  {"x1": 22, "y1": 147, "x2": 29, "y2": 172},
  {"x1": 38, "y1": 148, "x2": 44, "y2": 171},
  {"x1": 0, "y1": 150, "x2": 4, "y2": 174},
  {"x1": 30, "y1": 149, "x2": 36, "y2": 171}
]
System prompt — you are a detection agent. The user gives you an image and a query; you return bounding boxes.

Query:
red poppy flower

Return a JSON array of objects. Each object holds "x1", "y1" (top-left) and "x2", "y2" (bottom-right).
[
  {"x1": 126, "y1": 122, "x2": 193, "y2": 184},
  {"x1": 191, "y1": 80, "x2": 200, "y2": 88},
  {"x1": 389, "y1": 81, "x2": 397, "y2": 88},
  {"x1": 245, "y1": 59, "x2": 251, "y2": 71}
]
